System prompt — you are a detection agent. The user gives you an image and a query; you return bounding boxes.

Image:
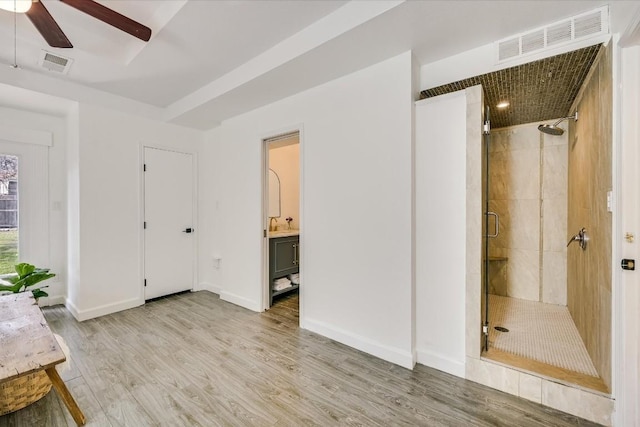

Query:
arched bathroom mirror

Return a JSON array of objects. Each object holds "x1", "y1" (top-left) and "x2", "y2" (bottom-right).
[{"x1": 268, "y1": 168, "x2": 281, "y2": 218}]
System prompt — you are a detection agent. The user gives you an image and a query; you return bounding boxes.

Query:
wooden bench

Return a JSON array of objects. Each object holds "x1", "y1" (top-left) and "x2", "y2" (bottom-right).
[{"x1": 0, "y1": 293, "x2": 86, "y2": 425}]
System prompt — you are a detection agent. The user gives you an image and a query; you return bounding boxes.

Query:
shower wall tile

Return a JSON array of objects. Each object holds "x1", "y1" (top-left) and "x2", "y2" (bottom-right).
[
  {"x1": 506, "y1": 248, "x2": 539, "y2": 301},
  {"x1": 488, "y1": 198, "x2": 540, "y2": 251},
  {"x1": 543, "y1": 143, "x2": 568, "y2": 200},
  {"x1": 506, "y1": 125, "x2": 541, "y2": 151},
  {"x1": 506, "y1": 148, "x2": 540, "y2": 200},
  {"x1": 465, "y1": 357, "x2": 519, "y2": 395},
  {"x1": 465, "y1": 86, "x2": 484, "y2": 359},
  {"x1": 488, "y1": 150, "x2": 507, "y2": 200},
  {"x1": 467, "y1": 358, "x2": 613, "y2": 425},
  {"x1": 488, "y1": 260, "x2": 507, "y2": 296},
  {"x1": 541, "y1": 380, "x2": 613, "y2": 426},
  {"x1": 567, "y1": 43, "x2": 612, "y2": 390},
  {"x1": 518, "y1": 373, "x2": 542, "y2": 404},
  {"x1": 543, "y1": 197, "x2": 568, "y2": 252},
  {"x1": 543, "y1": 130, "x2": 569, "y2": 147},
  {"x1": 466, "y1": 84, "x2": 482, "y2": 105},
  {"x1": 487, "y1": 199, "x2": 508, "y2": 251},
  {"x1": 466, "y1": 269, "x2": 482, "y2": 359},
  {"x1": 542, "y1": 251, "x2": 567, "y2": 305},
  {"x1": 488, "y1": 129, "x2": 508, "y2": 153},
  {"x1": 508, "y1": 199, "x2": 540, "y2": 251}
]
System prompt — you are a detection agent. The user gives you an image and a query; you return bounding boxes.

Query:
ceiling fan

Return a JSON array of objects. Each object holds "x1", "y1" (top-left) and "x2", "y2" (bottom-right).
[{"x1": 0, "y1": 0, "x2": 151, "y2": 48}]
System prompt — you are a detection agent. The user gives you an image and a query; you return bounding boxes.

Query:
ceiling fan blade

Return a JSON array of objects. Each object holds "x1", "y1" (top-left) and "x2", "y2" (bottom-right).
[
  {"x1": 60, "y1": 0, "x2": 152, "y2": 42},
  {"x1": 26, "y1": 1, "x2": 73, "y2": 48}
]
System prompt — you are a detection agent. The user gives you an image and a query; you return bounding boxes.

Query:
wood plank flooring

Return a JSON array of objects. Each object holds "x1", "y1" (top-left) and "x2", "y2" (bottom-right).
[{"x1": 0, "y1": 291, "x2": 601, "y2": 426}]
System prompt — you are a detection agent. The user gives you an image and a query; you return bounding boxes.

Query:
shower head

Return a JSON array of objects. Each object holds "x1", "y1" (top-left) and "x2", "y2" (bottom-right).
[
  {"x1": 538, "y1": 124, "x2": 566, "y2": 135},
  {"x1": 538, "y1": 111, "x2": 578, "y2": 136}
]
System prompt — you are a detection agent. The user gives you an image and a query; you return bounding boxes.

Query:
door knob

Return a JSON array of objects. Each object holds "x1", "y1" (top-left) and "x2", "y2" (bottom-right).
[{"x1": 183, "y1": 228, "x2": 194, "y2": 233}]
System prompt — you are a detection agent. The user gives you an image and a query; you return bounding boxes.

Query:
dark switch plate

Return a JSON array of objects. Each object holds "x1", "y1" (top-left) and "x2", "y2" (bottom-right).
[{"x1": 621, "y1": 259, "x2": 635, "y2": 271}]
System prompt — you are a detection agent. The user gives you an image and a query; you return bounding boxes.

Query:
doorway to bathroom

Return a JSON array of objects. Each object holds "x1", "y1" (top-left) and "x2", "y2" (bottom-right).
[{"x1": 262, "y1": 131, "x2": 301, "y2": 312}]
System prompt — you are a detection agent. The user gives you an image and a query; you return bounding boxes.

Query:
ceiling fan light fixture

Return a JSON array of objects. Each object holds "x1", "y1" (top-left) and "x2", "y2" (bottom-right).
[{"x1": 0, "y1": 0, "x2": 32, "y2": 13}]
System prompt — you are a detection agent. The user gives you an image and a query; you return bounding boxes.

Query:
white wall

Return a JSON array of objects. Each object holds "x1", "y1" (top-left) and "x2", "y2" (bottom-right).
[
  {"x1": 67, "y1": 103, "x2": 202, "y2": 320},
  {"x1": 200, "y1": 51, "x2": 415, "y2": 367},
  {"x1": 415, "y1": 92, "x2": 467, "y2": 376}
]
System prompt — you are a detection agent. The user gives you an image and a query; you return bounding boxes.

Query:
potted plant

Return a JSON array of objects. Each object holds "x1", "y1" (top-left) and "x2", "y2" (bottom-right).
[
  {"x1": 0, "y1": 262, "x2": 56, "y2": 416},
  {"x1": 0, "y1": 262, "x2": 55, "y2": 299}
]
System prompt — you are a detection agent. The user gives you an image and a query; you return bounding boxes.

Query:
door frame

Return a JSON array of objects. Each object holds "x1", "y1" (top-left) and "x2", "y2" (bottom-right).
[
  {"x1": 260, "y1": 125, "x2": 303, "y2": 319},
  {"x1": 140, "y1": 142, "x2": 199, "y2": 302}
]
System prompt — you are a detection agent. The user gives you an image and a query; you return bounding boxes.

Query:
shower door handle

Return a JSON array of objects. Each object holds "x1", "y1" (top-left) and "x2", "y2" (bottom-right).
[{"x1": 486, "y1": 212, "x2": 499, "y2": 238}]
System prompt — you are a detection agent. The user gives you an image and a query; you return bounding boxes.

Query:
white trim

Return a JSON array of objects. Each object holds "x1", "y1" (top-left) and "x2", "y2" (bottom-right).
[
  {"x1": 416, "y1": 349, "x2": 465, "y2": 378},
  {"x1": 0, "y1": 124, "x2": 52, "y2": 147},
  {"x1": 304, "y1": 317, "x2": 415, "y2": 369},
  {"x1": 197, "y1": 282, "x2": 221, "y2": 295},
  {"x1": 138, "y1": 142, "x2": 146, "y2": 304},
  {"x1": 613, "y1": 43, "x2": 640, "y2": 427},
  {"x1": 38, "y1": 295, "x2": 66, "y2": 307},
  {"x1": 66, "y1": 296, "x2": 144, "y2": 322},
  {"x1": 220, "y1": 290, "x2": 262, "y2": 312},
  {"x1": 297, "y1": 125, "x2": 305, "y2": 328},
  {"x1": 611, "y1": 34, "x2": 623, "y2": 425}
]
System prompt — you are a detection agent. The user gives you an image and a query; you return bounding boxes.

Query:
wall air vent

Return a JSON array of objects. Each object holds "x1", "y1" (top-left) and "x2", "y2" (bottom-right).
[
  {"x1": 38, "y1": 50, "x2": 74, "y2": 74},
  {"x1": 496, "y1": 6, "x2": 608, "y2": 63}
]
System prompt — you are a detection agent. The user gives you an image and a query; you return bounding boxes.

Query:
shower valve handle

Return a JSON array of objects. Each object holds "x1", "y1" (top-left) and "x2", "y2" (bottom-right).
[{"x1": 567, "y1": 228, "x2": 588, "y2": 250}]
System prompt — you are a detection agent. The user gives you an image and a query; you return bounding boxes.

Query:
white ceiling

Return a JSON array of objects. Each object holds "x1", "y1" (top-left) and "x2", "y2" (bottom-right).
[{"x1": 0, "y1": 0, "x2": 638, "y2": 129}]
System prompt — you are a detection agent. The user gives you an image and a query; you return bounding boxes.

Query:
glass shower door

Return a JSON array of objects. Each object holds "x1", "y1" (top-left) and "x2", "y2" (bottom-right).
[{"x1": 482, "y1": 105, "x2": 496, "y2": 352}]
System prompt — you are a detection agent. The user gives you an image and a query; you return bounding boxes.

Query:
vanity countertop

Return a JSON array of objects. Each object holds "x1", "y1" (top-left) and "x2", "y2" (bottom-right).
[{"x1": 269, "y1": 229, "x2": 300, "y2": 238}]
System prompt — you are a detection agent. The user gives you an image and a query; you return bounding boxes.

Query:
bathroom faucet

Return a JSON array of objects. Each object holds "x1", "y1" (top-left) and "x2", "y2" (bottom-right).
[{"x1": 269, "y1": 217, "x2": 278, "y2": 231}]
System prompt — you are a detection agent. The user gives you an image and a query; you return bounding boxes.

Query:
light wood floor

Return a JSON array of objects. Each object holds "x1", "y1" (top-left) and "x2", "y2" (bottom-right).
[{"x1": 0, "y1": 291, "x2": 600, "y2": 426}]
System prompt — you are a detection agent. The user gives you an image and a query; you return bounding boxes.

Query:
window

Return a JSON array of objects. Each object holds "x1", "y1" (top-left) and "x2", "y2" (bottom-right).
[{"x1": 0, "y1": 155, "x2": 18, "y2": 274}]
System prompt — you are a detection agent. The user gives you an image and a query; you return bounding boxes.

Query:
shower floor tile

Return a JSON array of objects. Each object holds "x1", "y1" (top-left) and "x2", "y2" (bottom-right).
[{"x1": 487, "y1": 294, "x2": 599, "y2": 377}]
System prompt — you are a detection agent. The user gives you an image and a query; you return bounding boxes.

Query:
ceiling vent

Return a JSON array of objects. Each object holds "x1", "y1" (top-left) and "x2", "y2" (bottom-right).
[
  {"x1": 496, "y1": 6, "x2": 608, "y2": 63},
  {"x1": 38, "y1": 50, "x2": 73, "y2": 74}
]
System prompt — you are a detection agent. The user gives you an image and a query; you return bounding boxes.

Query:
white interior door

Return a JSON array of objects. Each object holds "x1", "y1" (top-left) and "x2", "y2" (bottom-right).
[{"x1": 144, "y1": 147, "x2": 194, "y2": 300}]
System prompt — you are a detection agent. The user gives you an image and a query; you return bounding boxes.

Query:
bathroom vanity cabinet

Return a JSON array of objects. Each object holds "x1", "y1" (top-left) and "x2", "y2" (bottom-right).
[{"x1": 269, "y1": 233, "x2": 299, "y2": 305}]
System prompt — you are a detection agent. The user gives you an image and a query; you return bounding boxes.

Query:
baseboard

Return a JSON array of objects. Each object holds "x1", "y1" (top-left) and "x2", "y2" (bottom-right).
[
  {"x1": 67, "y1": 297, "x2": 144, "y2": 321},
  {"x1": 416, "y1": 348, "x2": 465, "y2": 378},
  {"x1": 197, "y1": 282, "x2": 221, "y2": 295},
  {"x1": 220, "y1": 291, "x2": 262, "y2": 312},
  {"x1": 304, "y1": 318, "x2": 414, "y2": 369},
  {"x1": 39, "y1": 295, "x2": 66, "y2": 307}
]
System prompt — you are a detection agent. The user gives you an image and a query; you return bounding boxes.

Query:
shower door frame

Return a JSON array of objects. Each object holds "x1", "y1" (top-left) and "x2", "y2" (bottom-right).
[{"x1": 482, "y1": 105, "x2": 492, "y2": 352}]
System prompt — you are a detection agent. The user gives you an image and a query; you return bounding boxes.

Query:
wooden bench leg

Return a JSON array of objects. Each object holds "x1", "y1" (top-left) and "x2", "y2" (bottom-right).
[{"x1": 45, "y1": 367, "x2": 86, "y2": 426}]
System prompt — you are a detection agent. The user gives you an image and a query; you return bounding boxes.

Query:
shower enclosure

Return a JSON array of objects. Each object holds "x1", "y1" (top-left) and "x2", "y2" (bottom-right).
[{"x1": 480, "y1": 82, "x2": 612, "y2": 394}]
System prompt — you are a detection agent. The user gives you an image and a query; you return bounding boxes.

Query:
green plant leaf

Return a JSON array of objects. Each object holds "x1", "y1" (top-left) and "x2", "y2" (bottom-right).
[
  {"x1": 2, "y1": 273, "x2": 19, "y2": 284},
  {"x1": 17, "y1": 272, "x2": 55, "y2": 289},
  {"x1": 1, "y1": 263, "x2": 55, "y2": 298},
  {"x1": 31, "y1": 289, "x2": 48, "y2": 299},
  {"x1": 15, "y1": 263, "x2": 35, "y2": 278},
  {"x1": 0, "y1": 279, "x2": 22, "y2": 293}
]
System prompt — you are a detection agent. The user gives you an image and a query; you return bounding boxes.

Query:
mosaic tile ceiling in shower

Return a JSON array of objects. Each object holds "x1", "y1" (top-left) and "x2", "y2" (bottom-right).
[{"x1": 420, "y1": 44, "x2": 602, "y2": 129}]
